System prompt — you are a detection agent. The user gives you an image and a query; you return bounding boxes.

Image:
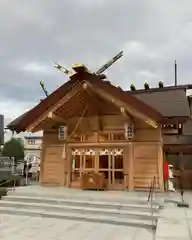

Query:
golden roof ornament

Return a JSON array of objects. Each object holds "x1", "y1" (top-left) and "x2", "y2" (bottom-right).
[
  {"x1": 39, "y1": 50, "x2": 124, "y2": 97},
  {"x1": 54, "y1": 50, "x2": 123, "y2": 78}
]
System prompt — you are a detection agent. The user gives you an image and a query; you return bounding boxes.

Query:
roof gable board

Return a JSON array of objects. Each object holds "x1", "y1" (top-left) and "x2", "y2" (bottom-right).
[{"x1": 7, "y1": 73, "x2": 163, "y2": 132}]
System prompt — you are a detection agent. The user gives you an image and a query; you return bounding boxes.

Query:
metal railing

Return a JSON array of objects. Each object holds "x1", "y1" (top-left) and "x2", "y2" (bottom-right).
[
  {"x1": 148, "y1": 176, "x2": 156, "y2": 227},
  {"x1": 0, "y1": 174, "x2": 20, "y2": 191}
]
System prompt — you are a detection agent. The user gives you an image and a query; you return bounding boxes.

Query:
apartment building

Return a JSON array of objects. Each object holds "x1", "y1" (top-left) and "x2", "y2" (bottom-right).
[{"x1": 24, "y1": 135, "x2": 42, "y2": 164}]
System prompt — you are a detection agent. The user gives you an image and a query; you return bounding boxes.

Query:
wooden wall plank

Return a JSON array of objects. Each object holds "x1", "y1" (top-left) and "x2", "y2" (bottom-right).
[
  {"x1": 133, "y1": 143, "x2": 160, "y2": 190},
  {"x1": 41, "y1": 145, "x2": 65, "y2": 185}
]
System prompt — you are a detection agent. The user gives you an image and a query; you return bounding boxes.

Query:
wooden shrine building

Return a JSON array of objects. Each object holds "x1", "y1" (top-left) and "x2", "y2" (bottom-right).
[{"x1": 7, "y1": 70, "x2": 167, "y2": 191}]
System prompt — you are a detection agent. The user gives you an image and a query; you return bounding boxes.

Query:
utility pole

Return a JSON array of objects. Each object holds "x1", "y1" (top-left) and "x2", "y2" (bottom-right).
[{"x1": 175, "y1": 60, "x2": 177, "y2": 86}]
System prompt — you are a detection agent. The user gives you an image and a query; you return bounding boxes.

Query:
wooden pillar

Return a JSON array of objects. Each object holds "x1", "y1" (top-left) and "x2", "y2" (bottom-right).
[
  {"x1": 157, "y1": 142, "x2": 164, "y2": 192},
  {"x1": 39, "y1": 143, "x2": 46, "y2": 184},
  {"x1": 66, "y1": 147, "x2": 72, "y2": 187},
  {"x1": 123, "y1": 145, "x2": 129, "y2": 189},
  {"x1": 128, "y1": 143, "x2": 134, "y2": 191},
  {"x1": 62, "y1": 147, "x2": 69, "y2": 186},
  {"x1": 179, "y1": 152, "x2": 184, "y2": 170},
  {"x1": 179, "y1": 151, "x2": 185, "y2": 190}
]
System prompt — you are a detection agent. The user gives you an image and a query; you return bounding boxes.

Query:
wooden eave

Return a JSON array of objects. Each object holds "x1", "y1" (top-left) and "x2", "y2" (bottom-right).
[
  {"x1": 164, "y1": 144, "x2": 192, "y2": 153},
  {"x1": 159, "y1": 116, "x2": 189, "y2": 124},
  {"x1": 7, "y1": 77, "x2": 79, "y2": 132}
]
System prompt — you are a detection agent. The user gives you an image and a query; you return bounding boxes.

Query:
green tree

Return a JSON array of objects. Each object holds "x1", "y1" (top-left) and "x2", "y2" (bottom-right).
[{"x1": 2, "y1": 137, "x2": 24, "y2": 163}]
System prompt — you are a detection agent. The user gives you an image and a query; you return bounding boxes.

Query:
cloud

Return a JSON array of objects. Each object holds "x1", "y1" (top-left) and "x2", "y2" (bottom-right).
[
  {"x1": 21, "y1": 62, "x2": 52, "y2": 74},
  {"x1": 0, "y1": 98, "x2": 33, "y2": 120},
  {"x1": 123, "y1": 41, "x2": 161, "y2": 63},
  {"x1": 0, "y1": 97, "x2": 38, "y2": 141},
  {"x1": 137, "y1": 70, "x2": 160, "y2": 83},
  {"x1": 1, "y1": 0, "x2": 192, "y2": 125}
]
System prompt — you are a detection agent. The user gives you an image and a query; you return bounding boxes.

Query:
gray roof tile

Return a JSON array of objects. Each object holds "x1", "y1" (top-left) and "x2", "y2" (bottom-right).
[{"x1": 129, "y1": 89, "x2": 190, "y2": 117}]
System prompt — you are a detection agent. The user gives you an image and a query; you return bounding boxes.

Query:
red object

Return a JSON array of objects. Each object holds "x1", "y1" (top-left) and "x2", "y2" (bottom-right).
[{"x1": 164, "y1": 160, "x2": 169, "y2": 180}]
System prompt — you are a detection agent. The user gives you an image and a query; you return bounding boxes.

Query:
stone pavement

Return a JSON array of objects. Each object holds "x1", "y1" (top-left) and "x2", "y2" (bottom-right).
[
  {"x1": 156, "y1": 202, "x2": 192, "y2": 240},
  {"x1": 2, "y1": 186, "x2": 192, "y2": 239},
  {"x1": 0, "y1": 214, "x2": 155, "y2": 240},
  {"x1": 9, "y1": 185, "x2": 151, "y2": 200}
]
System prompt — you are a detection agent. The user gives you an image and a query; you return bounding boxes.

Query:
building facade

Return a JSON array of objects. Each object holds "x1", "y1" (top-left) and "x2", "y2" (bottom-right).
[{"x1": 24, "y1": 136, "x2": 42, "y2": 163}]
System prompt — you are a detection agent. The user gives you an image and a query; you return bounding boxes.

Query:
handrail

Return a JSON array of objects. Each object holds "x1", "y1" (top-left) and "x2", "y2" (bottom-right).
[
  {"x1": 0, "y1": 174, "x2": 20, "y2": 190},
  {"x1": 148, "y1": 176, "x2": 156, "y2": 228},
  {"x1": 148, "y1": 176, "x2": 156, "y2": 203},
  {"x1": 148, "y1": 181, "x2": 153, "y2": 203}
]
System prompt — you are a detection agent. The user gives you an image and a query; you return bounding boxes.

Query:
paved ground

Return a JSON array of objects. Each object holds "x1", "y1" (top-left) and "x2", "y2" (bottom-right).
[
  {"x1": 156, "y1": 201, "x2": 192, "y2": 240},
  {"x1": 1, "y1": 186, "x2": 192, "y2": 239},
  {"x1": 0, "y1": 214, "x2": 155, "y2": 240}
]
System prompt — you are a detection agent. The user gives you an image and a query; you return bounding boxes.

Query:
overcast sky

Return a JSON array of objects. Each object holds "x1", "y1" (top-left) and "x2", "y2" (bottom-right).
[{"x1": 1, "y1": 0, "x2": 192, "y2": 139}]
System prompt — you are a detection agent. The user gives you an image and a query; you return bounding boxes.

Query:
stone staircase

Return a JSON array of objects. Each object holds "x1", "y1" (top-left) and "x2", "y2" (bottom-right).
[{"x1": 0, "y1": 188, "x2": 163, "y2": 229}]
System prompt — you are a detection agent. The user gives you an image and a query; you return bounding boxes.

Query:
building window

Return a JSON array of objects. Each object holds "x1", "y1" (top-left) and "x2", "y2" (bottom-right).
[
  {"x1": 72, "y1": 155, "x2": 81, "y2": 169},
  {"x1": 114, "y1": 155, "x2": 123, "y2": 169},
  {"x1": 27, "y1": 139, "x2": 35, "y2": 145},
  {"x1": 85, "y1": 156, "x2": 95, "y2": 168}
]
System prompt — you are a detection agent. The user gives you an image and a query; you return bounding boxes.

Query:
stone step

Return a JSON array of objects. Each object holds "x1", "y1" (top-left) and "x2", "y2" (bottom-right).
[
  {"x1": 0, "y1": 200, "x2": 158, "y2": 221},
  {"x1": 7, "y1": 189, "x2": 162, "y2": 206},
  {"x1": 0, "y1": 206, "x2": 157, "y2": 229},
  {"x1": 2, "y1": 195, "x2": 160, "y2": 212}
]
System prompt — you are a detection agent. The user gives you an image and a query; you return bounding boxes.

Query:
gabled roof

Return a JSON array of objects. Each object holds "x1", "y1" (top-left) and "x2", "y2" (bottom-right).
[
  {"x1": 127, "y1": 85, "x2": 191, "y2": 117},
  {"x1": 7, "y1": 72, "x2": 163, "y2": 133}
]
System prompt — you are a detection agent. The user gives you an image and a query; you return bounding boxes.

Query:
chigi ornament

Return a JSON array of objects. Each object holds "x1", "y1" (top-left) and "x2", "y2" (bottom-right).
[{"x1": 124, "y1": 122, "x2": 134, "y2": 140}]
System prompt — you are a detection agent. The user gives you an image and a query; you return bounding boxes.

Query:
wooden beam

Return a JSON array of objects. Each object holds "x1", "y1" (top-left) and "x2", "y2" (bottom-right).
[
  {"x1": 28, "y1": 113, "x2": 66, "y2": 133},
  {"x1": 68, "y1": 142, "x2": 129, "y2": 148},
  {"x1": 85, "y1": 81, "x2": 158, "y2": 128},
  {"x1": 120, "y1": 107, "x2": 133, "y2": 121},
  {"x1": 120, "y1": 107, "x2": 127, "y2": 117},
  {"x1": 85, "y1": 89, "x2": 103, "y2": 131},
  {"x1": 48, "y1": 112, "x2": 66, "y2": 123},
  {"x1": 157, "y1": 142, "x2": 164, "y2": 192},
  {"x1": 29, "y1": 119, "x2": 53, "y2": 133},
  {"x1": 27, "y1": 84, "x2": 82, "y2": 132},
  {"x1": 40, "y1": 141, "x2": 46, "y2": 184}
]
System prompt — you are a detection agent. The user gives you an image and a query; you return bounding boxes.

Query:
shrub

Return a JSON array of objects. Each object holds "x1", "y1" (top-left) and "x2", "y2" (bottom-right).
[{"x1": 0, "y1": 174, "x2": 22, "y2": 187}]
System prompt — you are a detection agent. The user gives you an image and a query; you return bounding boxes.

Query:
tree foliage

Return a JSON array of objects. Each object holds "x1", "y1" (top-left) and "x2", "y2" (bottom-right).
[{"x1": 2, "y1": 138, "x2": 24, "y2": 162}]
